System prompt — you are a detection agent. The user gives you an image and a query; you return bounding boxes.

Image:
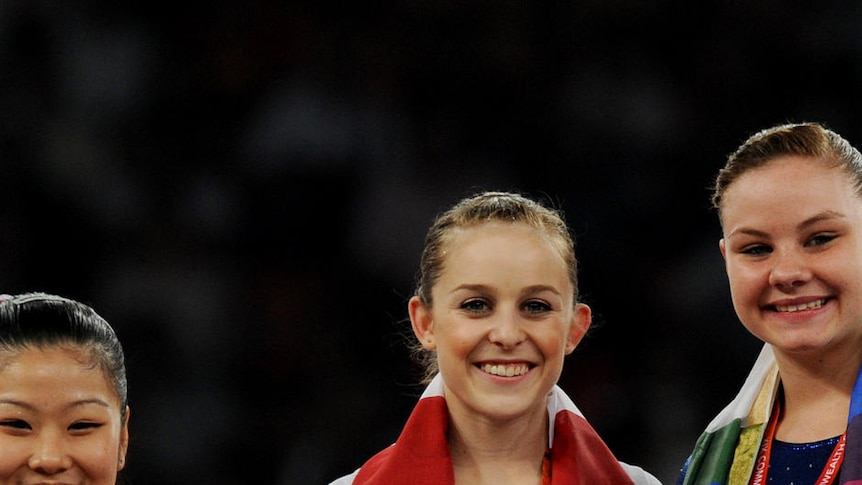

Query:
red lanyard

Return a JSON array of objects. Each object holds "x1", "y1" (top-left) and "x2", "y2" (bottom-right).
[{"x1": 748, "y1": 400, "x2": 846, "y2": 485}]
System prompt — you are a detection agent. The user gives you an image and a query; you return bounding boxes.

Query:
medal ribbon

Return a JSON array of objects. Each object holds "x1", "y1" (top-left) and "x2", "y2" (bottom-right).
[{"x1": 748, "y1": 400, "x2": 846, "y2": 485}]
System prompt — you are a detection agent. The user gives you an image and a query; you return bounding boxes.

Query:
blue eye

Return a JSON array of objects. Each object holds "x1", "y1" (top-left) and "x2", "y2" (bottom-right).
[
  {"x1": 461, "y1": 299, "x2": 490, "y2": 313},
  {"x1": 523, "y1": 300, "x2": 551, "y2": 314},
  {"x1": 809, "y1": 234, "x2": 836, "y2": 246},
  {"x1": 741, "y1": 244, "x2": 771, "y2": 255}
]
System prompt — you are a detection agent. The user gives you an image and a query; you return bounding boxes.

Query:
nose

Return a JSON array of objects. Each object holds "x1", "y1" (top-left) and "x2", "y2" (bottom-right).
[
  {"x1": 488, "y1": 311, "x2": 526, "y2": 349},
  {"x1": 768, "y1": 249, "x2": 811, "y2": 289},
  {"x1": 28, "y1": 431, "x2": 71, "y2": 475}
]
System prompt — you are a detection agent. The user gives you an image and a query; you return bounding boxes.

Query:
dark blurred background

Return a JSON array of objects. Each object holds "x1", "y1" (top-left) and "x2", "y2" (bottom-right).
[{"x1": 1, "y1": 1, "x2": 860, "y2": 483}]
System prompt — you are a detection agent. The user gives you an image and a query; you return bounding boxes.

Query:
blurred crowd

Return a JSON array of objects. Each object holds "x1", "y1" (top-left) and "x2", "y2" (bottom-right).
[{"x1": 1, "y1": 2, "x2": 860, "y2": 483}]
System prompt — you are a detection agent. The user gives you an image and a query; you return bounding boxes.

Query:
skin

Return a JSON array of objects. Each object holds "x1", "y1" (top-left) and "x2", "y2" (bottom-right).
[
  {"x1": 409, "y1": 221, "x2": 590, "y2": 484},
  {"x1": 0, "y1": 346, "x2": 129, "y2": 485},
  {"x1": 719, "y1": 155, "x2": 862, "y2": 440}
]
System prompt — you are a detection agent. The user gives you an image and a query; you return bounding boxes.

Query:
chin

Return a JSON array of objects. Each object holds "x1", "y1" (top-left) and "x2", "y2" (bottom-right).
[
  {"x1": 478, "y1": 397, "x2": 544, "y2": 419},
  {"x1": 770, "y1": 336, "x2": 834, "y2": 355}
]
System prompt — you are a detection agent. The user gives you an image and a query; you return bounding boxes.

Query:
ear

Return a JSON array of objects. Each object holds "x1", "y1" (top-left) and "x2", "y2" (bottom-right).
[
  {"x1": 408, "y1": 296, "x2": 436, "y2": 350},
  {"x1": 719, "y1": 238, "x2": 727, "y2": 261},
  {"x1": 118, "y1": 406, "x2": 130, "y2": 470},
  {"x1": 565, "y1": 303, "x2": 592, "y2": 355}
]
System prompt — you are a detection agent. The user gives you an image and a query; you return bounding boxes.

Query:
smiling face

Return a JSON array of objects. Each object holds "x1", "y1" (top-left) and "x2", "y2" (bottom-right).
[
  {"x1": 409, "y1": 221, "x2": 590, "y2": 423},
  {"x1": 0, "y1": 346, "x2": 129, "y2": 485},
  {"x1": 719, "y1": 155, "x2": 862, "y2": 359}
]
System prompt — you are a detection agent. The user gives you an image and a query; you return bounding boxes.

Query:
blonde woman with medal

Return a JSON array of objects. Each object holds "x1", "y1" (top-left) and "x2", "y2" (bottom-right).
[{"x1": 331, "y1": 191, "x2": 660, "y2": 485}]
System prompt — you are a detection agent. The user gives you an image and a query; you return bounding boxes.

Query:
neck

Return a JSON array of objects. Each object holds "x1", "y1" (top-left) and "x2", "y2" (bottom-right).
[
  {"x1": 772, "y1": 343, "x2": 862, "y2": 442},
  {"x1": 446, "y1": 401, "x2": 548, "y2": 483}
]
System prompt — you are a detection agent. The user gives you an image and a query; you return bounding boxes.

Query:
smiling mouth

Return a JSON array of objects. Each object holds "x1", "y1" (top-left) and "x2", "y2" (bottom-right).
[
  {"x1": 480, "y1": 363, "x2": 532, "y2": 377},
  {"x1": 773, "y1": 299, "x2": 826, "y2": 313}
]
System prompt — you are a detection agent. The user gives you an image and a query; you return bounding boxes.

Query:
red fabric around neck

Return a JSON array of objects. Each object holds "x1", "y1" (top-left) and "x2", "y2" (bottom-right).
[{"x1": 352, "y1": 395, "x2": 633, "y2": 484}]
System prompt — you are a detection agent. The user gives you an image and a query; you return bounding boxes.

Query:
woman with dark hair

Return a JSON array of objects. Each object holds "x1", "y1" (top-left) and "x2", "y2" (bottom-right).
[{"x1": 0, "y1": 292, "x2": 130, "y2": 485}]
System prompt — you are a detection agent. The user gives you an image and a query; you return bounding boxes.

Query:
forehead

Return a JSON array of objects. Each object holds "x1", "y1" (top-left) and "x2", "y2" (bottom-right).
[
  {"x1": 725, "y1": 156, "x2": 849, "y2": 198},
  {"x1": 0, "y1": 342, "x2": 92, "y2": 366},
  {"x1": 446, "y1": 220, "x2": 556, "y2": 250},
  {"x1": 721, "y1": 156, "x2": 862, "y2": 227},
  {"x1": 0, "y1": 346, "x2": 118, "y2": 404},
  {"x1": 441, "y1": 222, "x2": 568, "y2": 276}
]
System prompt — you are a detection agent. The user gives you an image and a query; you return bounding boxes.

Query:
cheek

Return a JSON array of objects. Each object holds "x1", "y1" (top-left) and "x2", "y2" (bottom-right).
[
  {"x1": 76, "y1": 432, "x2": 123, "y2": 480},
  {"x1": 533, "y1": 328, "x2": 570, "y2": 357},
  {"x1": 726, "y1": 264, "x2": 762, "y2": 294},
  {"x1": 0, "y1": 437, "x2": 28, "y2": 478},
  {"x1": 439, "y1": 322, "x2": 482, "y2": 349},
  {"x1": 824, "y1": 257, "x2": 860, "y2": 283},
  {"x1": 0, "y1": 436, "x2": 121, "y2": 481}
]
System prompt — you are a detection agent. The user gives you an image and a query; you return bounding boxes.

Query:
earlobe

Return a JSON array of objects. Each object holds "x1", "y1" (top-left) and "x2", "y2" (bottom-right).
[
  {"x1": 408, "y1": 296, "x2": 436, "y2": 350},
  {"x1": 719, "y1": 239, "x2": 727, "y2": 260},
  {"x1": 566, "y1": 303, "x2": 592, "y2": 354}
]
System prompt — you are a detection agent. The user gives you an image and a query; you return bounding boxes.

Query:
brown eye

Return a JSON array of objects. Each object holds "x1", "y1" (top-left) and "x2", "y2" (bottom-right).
[
  {"x1": 69, "y1": 421, "x2": 103, "y2": 431},
  {"x1": 0, "y1": 419, "x2": 31, "y2": 430}
]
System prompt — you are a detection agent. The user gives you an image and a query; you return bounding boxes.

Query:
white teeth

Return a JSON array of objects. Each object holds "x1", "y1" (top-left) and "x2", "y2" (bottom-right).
[
  {"x1": 482, "y1": 363, "x2": 529, "y2": 377},
  {"x1": 775, "y1": 299, "x2": 825, "y2": 313}
]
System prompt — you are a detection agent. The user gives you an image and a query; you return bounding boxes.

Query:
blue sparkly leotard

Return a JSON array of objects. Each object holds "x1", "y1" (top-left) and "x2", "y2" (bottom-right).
[{"x1": 766, "y1": 436, "x2": 843, "y2": 484}]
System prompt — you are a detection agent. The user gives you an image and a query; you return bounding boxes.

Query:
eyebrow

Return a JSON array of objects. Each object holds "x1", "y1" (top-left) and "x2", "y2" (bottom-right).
[
  {"x1": 728, "y1": 210, "x2": 846, "y2": 239},
  {"x1": 452, "y1": 284, "x2": 562, "y2": 297},
  {"x1": 0, "y1": 398, "x2": 112, "y2": 411},
  {"x1": 520, "y1": 284, "x2": 563, "y2": 297}
]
